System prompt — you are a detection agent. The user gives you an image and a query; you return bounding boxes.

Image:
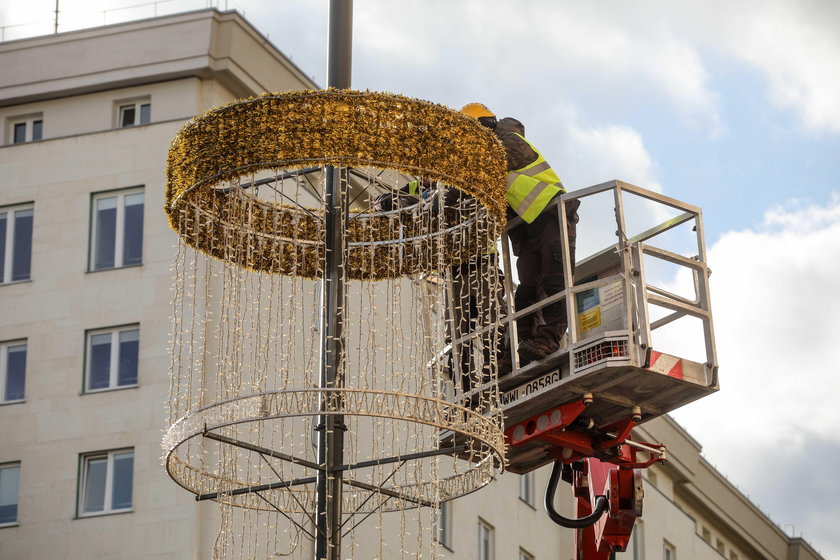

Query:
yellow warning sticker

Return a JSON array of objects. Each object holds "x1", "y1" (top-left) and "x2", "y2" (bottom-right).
[{"x1": 578, "y1": 307, "x2": 602, "y2": 333}]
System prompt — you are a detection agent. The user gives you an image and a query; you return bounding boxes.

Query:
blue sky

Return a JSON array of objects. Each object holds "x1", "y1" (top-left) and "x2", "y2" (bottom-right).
[{"x1": 3, "y1": 0, "x2": 840, "y2": 556}]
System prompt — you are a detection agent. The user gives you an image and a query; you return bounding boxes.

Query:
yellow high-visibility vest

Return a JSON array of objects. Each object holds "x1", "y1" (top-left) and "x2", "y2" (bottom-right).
[{"x1": 505, "y1": 134, "x2": 565, "y2": 223}]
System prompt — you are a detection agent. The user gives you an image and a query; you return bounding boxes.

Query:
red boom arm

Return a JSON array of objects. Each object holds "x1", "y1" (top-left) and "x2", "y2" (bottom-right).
[{"x1": 505, "y1": 394, "x2": 666, "y2": 559}]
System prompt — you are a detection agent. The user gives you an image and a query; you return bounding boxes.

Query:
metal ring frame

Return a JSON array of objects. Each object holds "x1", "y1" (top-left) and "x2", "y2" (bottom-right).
[{"x1": 163, "y1": 389, "x2": 505, "y2": 513}]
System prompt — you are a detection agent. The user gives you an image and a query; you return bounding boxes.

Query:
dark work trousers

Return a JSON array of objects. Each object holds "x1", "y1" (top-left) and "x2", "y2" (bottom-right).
[
  {"x1": 507, "y1": 195, "x2": 580, "y2": 351},
  {"x1": 449, "y1": 252, "x2": 506, "y2": 392}
]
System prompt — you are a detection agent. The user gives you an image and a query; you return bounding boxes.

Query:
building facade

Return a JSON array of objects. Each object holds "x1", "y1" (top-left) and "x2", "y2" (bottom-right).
[{"x1": 0, "y1": 9, "x2": 825, "y2": 560}]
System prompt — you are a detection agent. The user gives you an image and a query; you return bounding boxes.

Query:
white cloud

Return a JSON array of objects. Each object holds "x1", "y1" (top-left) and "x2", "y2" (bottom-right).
[
  {"x1": 662, "y1": 0, "x2": 840, "y2": 135},
  {"x1": 670, "y1": 192, "x2": 840, "y2": 553},
  {"x1": 653, "y1": 190, "x2": 840, "y2": 556},
  {"x1": 346, "y1": 1, "x2": 722, "y2": 135},
  {"x1": 561, "y1": 123, "x2": 658, "y2": 190},
  {"x1": 733, "y1": 2, "x2": 840, "y2": 134},
  {"x1": 550, "y1": 10, "x2": 721, "y2": 134},
  {"x1": 352, "y1": 2, "x2": 438, "y2": 68},
  {"x1": 763, "y1": 192, "x2": 840, "y2": 232},
  {"x1": 537, "y1": 115, "x2": 684, "y2": 260}
]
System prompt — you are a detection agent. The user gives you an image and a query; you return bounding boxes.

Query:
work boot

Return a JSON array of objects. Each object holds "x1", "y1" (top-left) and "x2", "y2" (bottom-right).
[
  {"x1": 534, "y1": 326, "x2": 564, "y2": 356},
  {"x1": 518, "y1": 340, "x2": 549, "y2": 365}
]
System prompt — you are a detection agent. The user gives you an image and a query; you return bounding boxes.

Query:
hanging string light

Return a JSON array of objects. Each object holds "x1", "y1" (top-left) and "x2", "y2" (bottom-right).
[{"x1": 164, "y1": 89, "x2": 509, "y2": 559}]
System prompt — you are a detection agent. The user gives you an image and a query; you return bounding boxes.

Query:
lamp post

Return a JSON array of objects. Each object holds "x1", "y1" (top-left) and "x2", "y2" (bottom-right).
[{"x1": 314, "y1": 2, "x2": 352, "y2": 559}]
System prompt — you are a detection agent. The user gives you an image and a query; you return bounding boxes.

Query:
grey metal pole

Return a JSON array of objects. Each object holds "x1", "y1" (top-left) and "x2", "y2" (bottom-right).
[
  {"x1": 315, "y1": 2, "x2": 352, "y2": 560},
  {"x1": 327, "y1": 0, "x2": 353, "y2": 89}
]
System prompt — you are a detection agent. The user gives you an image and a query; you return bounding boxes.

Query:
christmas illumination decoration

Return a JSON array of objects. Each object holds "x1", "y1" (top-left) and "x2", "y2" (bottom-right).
[{"x1": 163, "y1": 90, "x2": 508, "y2": 559}]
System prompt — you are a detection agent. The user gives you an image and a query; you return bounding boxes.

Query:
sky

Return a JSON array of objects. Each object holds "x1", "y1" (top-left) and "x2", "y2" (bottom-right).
[{"x1": 3, "y1": 0, "x2": 840, "y2": 556}]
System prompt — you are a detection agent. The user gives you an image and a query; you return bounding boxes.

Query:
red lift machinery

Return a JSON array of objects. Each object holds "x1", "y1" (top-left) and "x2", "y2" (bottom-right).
[{"x1": 443, "y1": 180, "x2": 718, "y2": 559}]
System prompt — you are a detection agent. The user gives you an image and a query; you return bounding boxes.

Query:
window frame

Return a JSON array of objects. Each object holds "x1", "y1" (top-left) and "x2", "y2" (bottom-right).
[
  {"x1": 77, "y1": 448, "x2": 134, "y2": 518},
  {"x1": 0, "y1": 202, "x2": 34, "y2": 284},
  {"x1": 83, "y1": 325, "x2": 140, "y2": 393},
  {"x1": 0, "y1": 462, "x2": 21, "y2": 527},
  {"x1": 519, "y1": 471, "x2": 535, "y2": 507},
  {"x1": 115, "y1": 99, "x2": 151, "y2": 128},
  {"x1": 478, "y1": 518, "x2": 494, "y2": 560},
  {"x1": 436, "y1": 500, "x2": 453, "y2": 550},
  {"x1": 7, "y1": 114, "x2": 43, "y2": 144},
  {"x1": 0, "y1": 339, "x2": 27, "y2": 404},
  {"x1": 663, "y1": 540, "x2": 676, "y2": 560},
  {"x1": 632, "y1": 519, "x2": 645, "y2": 560},
  {"x1": 519, "y1": 548, "x2": 535, "y2": 560},
  {"x1": 88, "y1": 187, "x2": 144, "y2": 271}
]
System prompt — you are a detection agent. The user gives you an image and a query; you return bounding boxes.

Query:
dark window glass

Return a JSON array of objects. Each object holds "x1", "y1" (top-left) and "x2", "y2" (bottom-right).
[
  {"x1": 5, "y1": 345, "x2": 26, "y2": 401},
  {"x1": 32, "y1": 120, "x2": 42, "y2": 141},
  {"x1": 82, "y1": 457, "x2": 107, "y2": 513},
  {"x1": 0, "y1": 503, "x2": 15, "y2": 524},
  {"x1": 13, "y1": 123, "x2": 26, "y2": 144},
  {"x1": 120, "y1": 105, "x2": 136, "y2": 127},
  {"x1": 117, "y1": 330, "x2": 138, "y2": 386},
  {"x1": 139, "y1": 104, "x2": 151, "y2": 125},
  {"x1": 0, "y1": 466, "x2": 20, "y2": 524},
  {"x1": 0, "y1": 213, "x2": 6, "y2": 282},
  {"x1": 111, "y1": 452, "x2": 133, "y2": 510},
  {"x1": 89, "y1": 333, "x2": 112, "y2": 390},
  {"x1": 11, "y1": 209, "x2": 32, "y2": 282},
  {"x1": 94, "y1": 197, "x2": 117, "y2": 270},
  {"x1": 122, "y1": 194, "x2": 144, "y2": 266}
]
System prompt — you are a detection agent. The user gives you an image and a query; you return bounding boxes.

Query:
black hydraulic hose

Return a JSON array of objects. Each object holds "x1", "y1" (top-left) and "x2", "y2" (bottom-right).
[{"x1": 545, "y1": 460, "x2": 609, "y2": 529}]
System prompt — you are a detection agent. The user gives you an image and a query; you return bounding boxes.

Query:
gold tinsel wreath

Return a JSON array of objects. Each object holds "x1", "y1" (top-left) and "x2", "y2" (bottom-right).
[{"x1": 165, "y1": 89, "x2": 508, "y2": 279}]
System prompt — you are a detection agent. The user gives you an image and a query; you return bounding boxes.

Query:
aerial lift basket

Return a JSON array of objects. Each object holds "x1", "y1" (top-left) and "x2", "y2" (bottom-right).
[{"x1": 441, "y1": 179, "x2": 718, "y2": 475}]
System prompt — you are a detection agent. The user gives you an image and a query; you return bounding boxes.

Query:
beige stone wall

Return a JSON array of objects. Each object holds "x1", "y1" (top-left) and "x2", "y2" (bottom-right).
[
  {"x1": 443, "y1": 466, "x2": 573, "y2": 560},
  {"x1": 0, "y1": 115, "x2": 192, "y2": 559},
  {"x1": 0, "y1": 10, "x2": 316, "y2": 559},
  {"x1": 634, "y1": 416, "x2": 824, "y2": 560}
]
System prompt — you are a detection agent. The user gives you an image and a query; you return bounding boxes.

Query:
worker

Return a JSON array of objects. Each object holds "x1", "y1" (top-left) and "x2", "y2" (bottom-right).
[
  {"x1": 375, "y1": 178, "x2": 507, "y2": 389},
  {"x1": 373, "y1": 179, "x2": 427, "y2": 212},
  {"x1": 449, "y1": 232, "x2": 507, "y2": 388},
  {"x1": 461, "y1": 103, "x2": 579, "y2": 364}
]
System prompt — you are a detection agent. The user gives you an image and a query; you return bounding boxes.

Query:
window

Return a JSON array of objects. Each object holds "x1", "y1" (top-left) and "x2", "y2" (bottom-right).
[
  {"x1": 632, "y1": 520, "x2": 645, "y2": 560},
  {"x1": 663, "y1": 540, "x2": 676, "y2": 560},
  {"x1": 85, "y1": 326, "x2": 139, "y2": 392},
  {"x1": 478, "y1": 519, "x2": 494, "y2": 560},
  {"x1": 90, "y1": 189, "x2": 144, "y2": 270},
  {"x1": 1, "y1": 340, "x2": 26, "y2": 403},
  {"x1": 716, "y1": 538, "x2": 725, "y2": 554},
  {"x1": 519, "y1": 471, "x2": 535, "y2": 506},
  {"x1": 8, "y1": 115, "x2": 42, "y2": 144},
  {"x1": 519, "y1": 548, "x2": 534, "y2": 560},
  {"x1": 0, "y1": 204, "x2": 33, "y2": 284},
  {"x1": 117, "y1": 101, "x2": 150, "y2": 128},
  {"x1": 436, "y1": 500, "x2": 452, "y2": 549},
  {"x1": 0, "y1": 463, "x2": 20, "y2": 526},
  {"x1": 78, "y1": 449, "x2": 133, "y2": 516}
]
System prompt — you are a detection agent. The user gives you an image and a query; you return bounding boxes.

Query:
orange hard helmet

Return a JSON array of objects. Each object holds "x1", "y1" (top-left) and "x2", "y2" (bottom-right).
[
  {"x1": 460, "y1": 103, "x2": 495, "y2": 119},
  {"x1": 460, "y1": 103, "x2": 497, "y2": 129}
]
